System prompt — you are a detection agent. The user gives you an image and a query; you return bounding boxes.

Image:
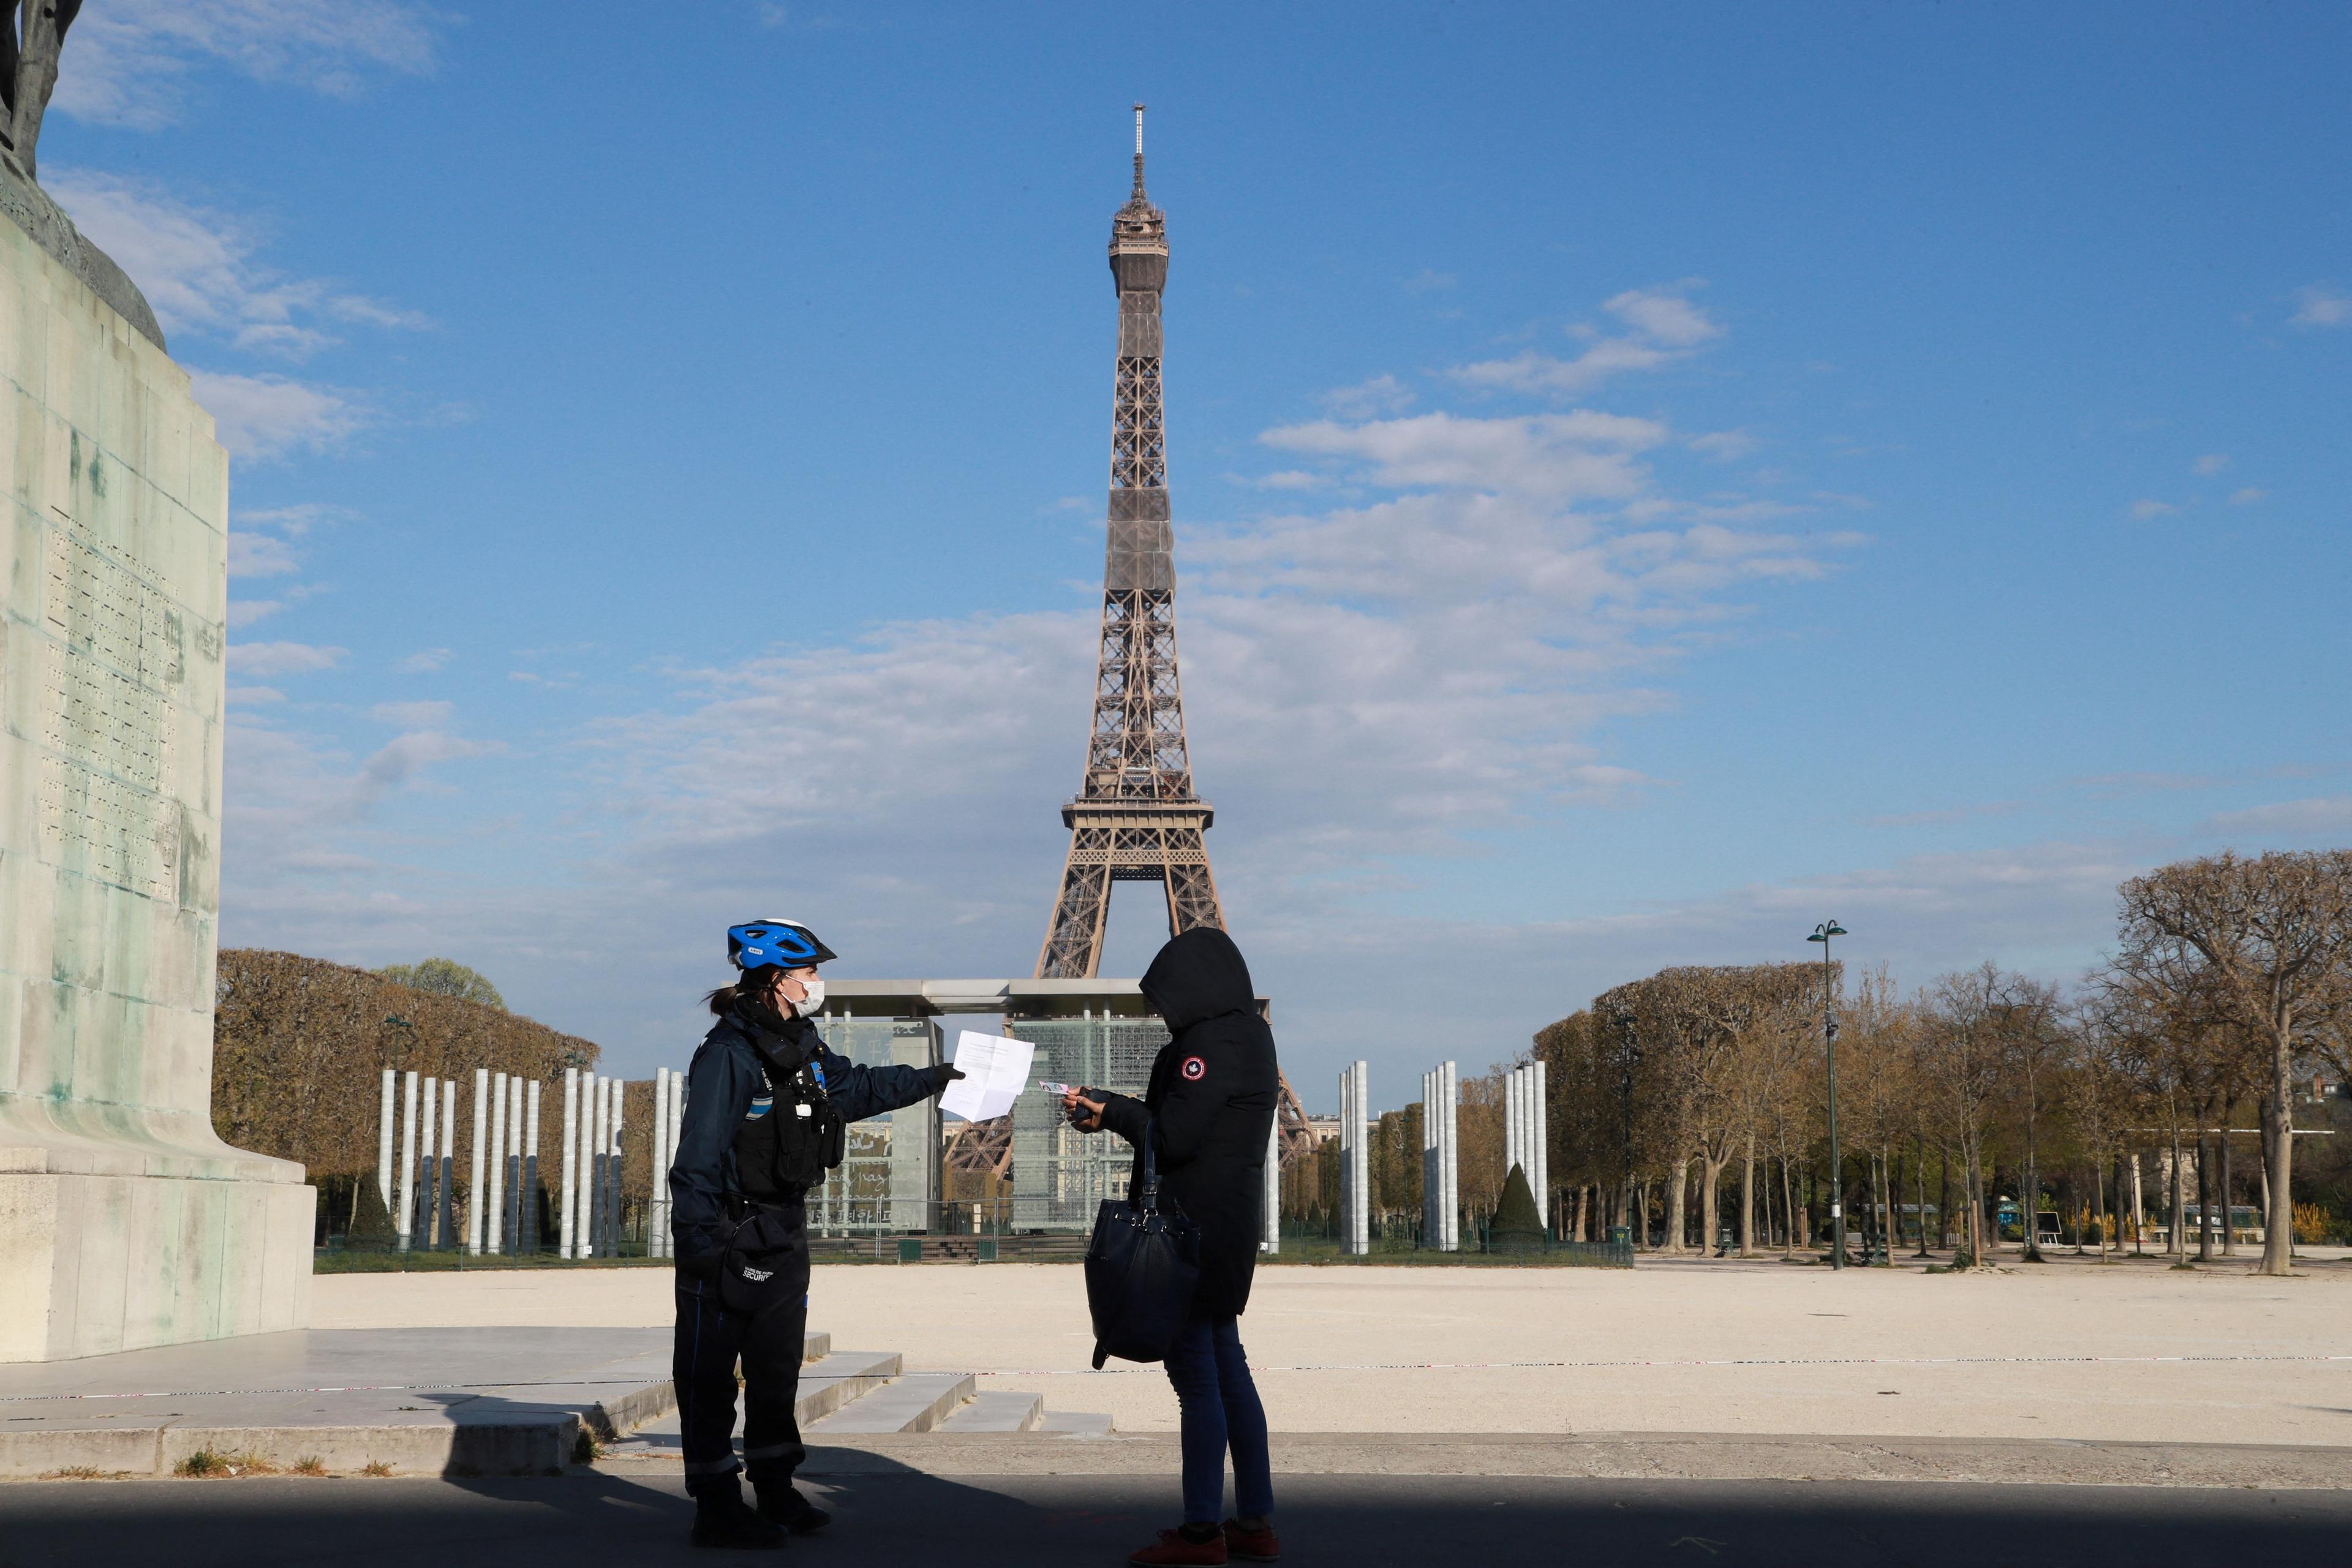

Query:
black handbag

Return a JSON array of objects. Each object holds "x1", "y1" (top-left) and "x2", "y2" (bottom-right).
[{"x1": 1084, "y1": 1118, "x2": 1202, "y2": 1368}]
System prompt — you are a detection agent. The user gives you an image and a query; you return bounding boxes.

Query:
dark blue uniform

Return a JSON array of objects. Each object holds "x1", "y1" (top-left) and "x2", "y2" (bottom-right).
[{"x1": 667, "y1": 1003, "x2": 938, "y2": 1497}]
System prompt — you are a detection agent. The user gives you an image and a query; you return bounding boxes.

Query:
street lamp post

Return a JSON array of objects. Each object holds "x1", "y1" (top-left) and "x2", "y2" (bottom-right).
[{"x1": 1807, "y1": 921, "x2": 1848, "y2": 1269}]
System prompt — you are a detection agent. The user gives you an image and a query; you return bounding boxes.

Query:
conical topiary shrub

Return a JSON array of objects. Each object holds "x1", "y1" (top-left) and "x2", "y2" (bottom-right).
[
  {"x1": 349, "y1": 1177, "x2": 397, "y2": 1245},
  {"x1": 1490, "y1": 1163, "x2": 1546, "y2": 1252}
]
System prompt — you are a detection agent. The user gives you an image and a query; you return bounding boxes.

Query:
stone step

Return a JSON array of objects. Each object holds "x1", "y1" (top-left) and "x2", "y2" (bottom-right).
[
  {"x1": 802, "y1": 1331, "x2": 831, "y2": 1363},
  {"x1": 793, "y1": 1351, "x2": 905, "y2": 1427},
  {"x1": 933, "y1": 1390, "x2": 1043, "y2": 1433},
  {"x1": 805, "y1": 1371, "x2": 975, "y2": 1434},
  {"x1": 1031, "y1": 1410, "x2": 1117, "y2": 1436}
]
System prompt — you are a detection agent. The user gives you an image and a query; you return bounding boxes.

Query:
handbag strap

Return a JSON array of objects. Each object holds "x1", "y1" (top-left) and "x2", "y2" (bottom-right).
[{"x1": 1137, "y1": 1115, "x2": 1161, "y2": 1211}]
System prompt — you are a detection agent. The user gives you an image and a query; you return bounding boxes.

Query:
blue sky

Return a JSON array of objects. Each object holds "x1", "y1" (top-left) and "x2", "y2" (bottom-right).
[{"x1": 47, "y1": 3, "x2": 2350, "y2": 1106}]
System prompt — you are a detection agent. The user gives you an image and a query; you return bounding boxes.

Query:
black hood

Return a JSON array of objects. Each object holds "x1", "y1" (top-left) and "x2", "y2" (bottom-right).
[{"x1": 1140, "y1": 927, "x2": 1256, "y2": 1032}]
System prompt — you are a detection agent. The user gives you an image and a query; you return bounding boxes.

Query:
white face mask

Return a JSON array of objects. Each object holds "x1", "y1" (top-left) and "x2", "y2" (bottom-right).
[{"x1": 787, "y1": 975, "x2": 826, "y2": 1018}]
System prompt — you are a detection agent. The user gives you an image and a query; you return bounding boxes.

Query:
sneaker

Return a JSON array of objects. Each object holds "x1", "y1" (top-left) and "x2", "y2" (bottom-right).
[
  {"x1": 1129, "y1": 1526, "x2": 1229, "y2": 1566},
  {"x1": 1223, "y1": 1519, "x2": 1281, "y2": 1562},
  {"x1": 689, "y1": 1495, "x2": 787, "y2": 1550},
  {"x1": 756, "y1": 1486, "x2": 831, "y2": 1535}
]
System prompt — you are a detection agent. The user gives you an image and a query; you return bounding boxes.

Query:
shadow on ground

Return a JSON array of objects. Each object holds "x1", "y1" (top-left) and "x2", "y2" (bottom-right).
[{"x1": 4, "y1": 1458, "x2": 2348, "y2": 1567}]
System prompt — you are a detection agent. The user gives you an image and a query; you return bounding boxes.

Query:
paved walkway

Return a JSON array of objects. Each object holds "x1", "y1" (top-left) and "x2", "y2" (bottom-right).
[
  {"x1": 7, "y1": 1468, "x2": 2350, "y2": 1567},
  {"x1": 315, "y1": 1250, "x2": 2352, "y2": 1446}
]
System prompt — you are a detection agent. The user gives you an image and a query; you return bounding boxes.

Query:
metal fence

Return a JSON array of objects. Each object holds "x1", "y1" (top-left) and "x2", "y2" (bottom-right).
[{"x1": 1009, "y1": 1016, "x2": 1167, "y2": 1230}]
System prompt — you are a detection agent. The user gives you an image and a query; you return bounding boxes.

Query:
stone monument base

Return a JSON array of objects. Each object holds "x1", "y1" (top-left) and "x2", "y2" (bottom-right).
[{"x1": 0, "y1": 167, "x2": 315, "y2": 1362}]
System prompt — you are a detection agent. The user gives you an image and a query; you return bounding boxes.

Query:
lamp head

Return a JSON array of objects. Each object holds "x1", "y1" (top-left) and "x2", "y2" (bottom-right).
[{"x1": 1808, "y1": 921, "x2": 1848, "y2": 943}]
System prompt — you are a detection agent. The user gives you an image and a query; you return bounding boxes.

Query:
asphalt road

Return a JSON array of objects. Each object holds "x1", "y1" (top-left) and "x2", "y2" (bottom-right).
[{"x1": 1, "y1": 1469, "x2": 2345, "y2": 1567}]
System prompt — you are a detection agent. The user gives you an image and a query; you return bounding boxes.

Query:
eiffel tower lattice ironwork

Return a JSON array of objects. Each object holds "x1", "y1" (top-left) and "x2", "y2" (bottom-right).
[{"x1": 1036, "y1": 105, "x2": 1227, "y2": 981}]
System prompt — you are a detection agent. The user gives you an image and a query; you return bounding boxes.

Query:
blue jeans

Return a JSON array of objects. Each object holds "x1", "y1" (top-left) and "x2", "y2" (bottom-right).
[{"x1": 1163, "y1": 1314, "x2": 1273, "y2": 1526}]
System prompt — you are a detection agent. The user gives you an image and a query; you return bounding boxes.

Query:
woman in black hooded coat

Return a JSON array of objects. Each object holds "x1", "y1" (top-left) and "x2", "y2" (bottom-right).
[{"x1": 1066, "y1": 928, "x2": 1282, "y2": 1566}]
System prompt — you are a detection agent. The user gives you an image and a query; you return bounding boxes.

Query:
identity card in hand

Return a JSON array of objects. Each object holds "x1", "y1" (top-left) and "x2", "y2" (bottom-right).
[{"x1": 940, "y1": 1030, "x2": 1035, "y2": 1123}]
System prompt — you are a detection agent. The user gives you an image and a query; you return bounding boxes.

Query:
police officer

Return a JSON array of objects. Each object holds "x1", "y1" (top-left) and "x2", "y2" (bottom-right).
[{"x1": 668, "y1": 918, "x2": 963, "y2": 1550}]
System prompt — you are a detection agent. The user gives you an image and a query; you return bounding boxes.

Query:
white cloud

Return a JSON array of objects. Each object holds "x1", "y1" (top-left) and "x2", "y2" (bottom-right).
[
  {"x1": 1602, "y1": 286, "x2": 1721, "y2": 348},
  {"x1": 226, "y1": 685, "x2": 284, "y2": 705},
  {"x1": 228, "y1": 530, "x2": 301, "y2": 577},
  {"x1": 1319, "y1": 374, "x2": 1415, "y2": 420},
  {"x1": 2291, "y1": 287, "x2": 2350, "y2": 328},
  {"x1": 1689, "y1": 429, "x2": 1761, "y2": 462},
  {"x1": 189, "y1": 370, "x2": 372, "y2": 461},
  {"x1": 395, "y1": 647, "x2": 454, "y2": 674},
  {"x1": 227, "y1": 598, "x2": 281, "y2": 628},
  {"x1": 1451, "y1": 286, "x2": 1722, "y2": 399},
  {"x1": 230, "y1": 640, "x2": 345, "y2": 677},
  {"x1": 2129, "y1": 499, "x2": 2176, "y2": 520},
  {"x1": 1402, "y1": 269, "x2": 1457, "y2": 294},
  {"x1": 47, "y1": 171, "x2": 429, "y2": 358},
  {"x1": 54, "y1": 1, "x2": 442, "y2": 130},
  {"x1": 2207, "y1": 797, "x2": 2352, "y2": 837},
  {"x1": 2192, "y1": 453, "x2": 2229, "y2": 477},
  {"x1": 2229, "y1": 486, "x2": 2266, "y2": 506},
  {"x1": 371, "y1": 700, "x2": 454, "y2": 729},
  {"x1": 1250, "y1": 470, "x2": 1332, "y2": 491},
  {"x1": 756, "y1": 2, "x2": 791, "y2": 26},
  {"x1": 1261, "y1": 410, "x2": 1667, "y2": 500}
]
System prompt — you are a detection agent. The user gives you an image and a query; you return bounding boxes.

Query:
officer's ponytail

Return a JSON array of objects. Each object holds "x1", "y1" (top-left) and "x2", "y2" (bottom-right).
[{"x1": 706, "y1": 973, "x2": 788, "y2": 1020}]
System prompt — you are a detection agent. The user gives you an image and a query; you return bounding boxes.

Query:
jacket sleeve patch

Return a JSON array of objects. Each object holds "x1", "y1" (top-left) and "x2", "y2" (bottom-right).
[{"x1": 1180, "y1": 1055, "x2": 1207, "y2": 1082}]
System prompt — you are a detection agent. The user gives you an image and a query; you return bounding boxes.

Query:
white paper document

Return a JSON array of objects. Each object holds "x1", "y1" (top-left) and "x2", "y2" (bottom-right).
[{"x1": 939, "y1": 1030, "x2": 1035, "y2": 1123}]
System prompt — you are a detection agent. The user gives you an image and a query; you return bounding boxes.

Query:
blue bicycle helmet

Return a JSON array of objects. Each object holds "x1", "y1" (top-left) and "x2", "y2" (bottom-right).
[{"x1": 726, "y1": 918, "x2": 837, "y2": 971}]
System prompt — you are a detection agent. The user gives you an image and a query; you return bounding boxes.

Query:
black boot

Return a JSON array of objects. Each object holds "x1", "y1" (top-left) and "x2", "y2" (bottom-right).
[
  {"x1": 690, "y1": 1480, "x2": 787, "y2": 1550},
  {"x1": 756, "y1": 1484, "x2": 831, "y2": 1536}
]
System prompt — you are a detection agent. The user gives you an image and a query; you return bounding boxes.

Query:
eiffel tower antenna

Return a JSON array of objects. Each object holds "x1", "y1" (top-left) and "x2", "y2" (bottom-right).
[{"x1": 1036, "y1": 106, "x2": 1225, "y2": 980}]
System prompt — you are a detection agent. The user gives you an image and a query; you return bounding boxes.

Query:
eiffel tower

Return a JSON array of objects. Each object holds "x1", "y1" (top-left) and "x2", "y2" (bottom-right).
[{"x1": 1036, "y1": 105, "x2": 1226, "y2": 981}]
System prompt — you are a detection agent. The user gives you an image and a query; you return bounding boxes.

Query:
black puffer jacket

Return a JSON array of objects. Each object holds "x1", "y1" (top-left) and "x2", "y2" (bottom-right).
[{"x1": 1096, "y1": 929, "x2": 1280, "y2": 1321}]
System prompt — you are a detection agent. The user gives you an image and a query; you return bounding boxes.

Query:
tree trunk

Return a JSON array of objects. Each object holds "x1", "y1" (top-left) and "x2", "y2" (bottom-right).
[
  {"x1": 1936, "y1": 1145, "x2": 1953, "y2": 1251},
  {"x1": 1915, "y1": 1133, "x2": 1931, "y2": 1257},
  {"x1": 2092, "y1": 1158, "x2": 2108, "y2": 1261},
  {"x1": 2196, "y1": 1131, "x2": 2215, "y2": 1262},
  {"x1": 1740, "y1": 1135, "x2": 1756, "y2": 1256},
  {"x1": 2219, "y1": 1120, "x2": 2236, "y2": 1257},
  {"x1": 1795, "y1": 1163, "x2": 1812, "y2": 1254},
  {"x1": 1662, "y1": 1160, "x2": 1690, "y2": 1254},
  {"x1": 1700, "y1": 1153, "x2": 1725, "y2": 1254},
  {"x1": 2258, "y1": 1030, "x2": 2296, "y2": 1275},
  {"x1": 2168, "y1": 1126, "x2": 2186, "y2": 1259},
  {"x1": 2130, "y1": 1152, "x2": 2146, "y2": 1253},
  {"x1": 1781, "y1": 1158, "x2": 1796, "y2": 1254}
]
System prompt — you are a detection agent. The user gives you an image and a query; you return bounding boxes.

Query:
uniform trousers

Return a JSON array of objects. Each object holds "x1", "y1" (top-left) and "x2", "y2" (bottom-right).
[{"x1": 673, "y1": 1270, "x2": 811, "y2": 1495}]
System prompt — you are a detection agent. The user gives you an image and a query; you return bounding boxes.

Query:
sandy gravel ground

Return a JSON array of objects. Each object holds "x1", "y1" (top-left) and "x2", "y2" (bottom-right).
[{"x1": 314, "y1": 1253, "x2": 2352, "y2": 1445}]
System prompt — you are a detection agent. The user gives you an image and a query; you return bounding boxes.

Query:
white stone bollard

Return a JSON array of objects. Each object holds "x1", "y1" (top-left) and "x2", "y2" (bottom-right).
[
  {"x1": 377, "y1": 1067, "x2": 396, "y2": 1212},
  {"x1": 1438, "y1": 1061, "x2": 1459, "y2": 1251},
  {"x1": 590, "y1": 1075, "x2": 610, "y2": 1257},
  {"x1": 609, "y1": 1081, "x2": 627, "y2": 1253},
  {"x1": 468, "y1": 1068, "x2": 489, "y2": 1254},
  {"x1": 488, "y1": 1072, "x2": 510, "y2": 1255},
  {"x1": 396, "y1": 1069, "x2": 418, "y2": 1252},
  {"x1": 1338, "y1": 1061, "x2": 1370, "y2": 1256},
  {"x1": 523, "y1": 1079, "x2": 542, "y2": 1253},
  {"x1": 439, "y1": 1080, "x2": 458, "y2": 1250},
  {"x1": 418, "y1": 1076, "x2": 439, "y2": 1248},
  {"x1": 650, "y1": 1067, "x2": 670, "y2": 1259},
  {"x1": 1529, "y1": 1060, "x2": 1548, "y2": 1233},
  {"x1": 1261, "y1": 1110, "x2": 1280, "y2": 1254},
  {"x1": 560, "y1": 1068, "x2": 579, "y2": 1260},
  {"x1": 505, "y1": 1074, "x2": 525, "y2": 1253}
]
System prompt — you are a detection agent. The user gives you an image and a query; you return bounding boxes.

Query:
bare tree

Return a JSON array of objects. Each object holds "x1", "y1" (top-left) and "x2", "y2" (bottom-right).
[
  {"x1": 1918, "y1": 965, "x2": 2016, "y2": 1267},
  {"x1": 2115, "y1": 851, "x2": 2352, "y2": 1275}
]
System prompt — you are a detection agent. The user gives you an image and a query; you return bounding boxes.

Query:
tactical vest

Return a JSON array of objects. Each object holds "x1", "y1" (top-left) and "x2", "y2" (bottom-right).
[{"x1": 733, "y1": 1035, "x2": 846, "y2": 1201}]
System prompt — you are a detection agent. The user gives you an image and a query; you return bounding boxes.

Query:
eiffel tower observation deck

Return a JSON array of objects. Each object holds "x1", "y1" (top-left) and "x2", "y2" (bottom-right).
[{"x1": 1036, "y1": 105, "x2": 1226, "y2": 981}]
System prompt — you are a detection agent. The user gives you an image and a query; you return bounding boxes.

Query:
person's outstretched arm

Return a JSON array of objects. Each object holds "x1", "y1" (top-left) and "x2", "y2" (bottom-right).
[
  {"x1": 816, "y1": 1045, "x2": 962, "y2": 1125},
  {"x1": 669, "y1": 1039, "x2": 759, "y2": 1272}
]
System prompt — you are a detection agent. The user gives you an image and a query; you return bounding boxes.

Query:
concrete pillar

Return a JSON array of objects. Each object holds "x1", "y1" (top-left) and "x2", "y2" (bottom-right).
[
  {"x1": 396, "y1": 1069, "x2": 418, "y2": 1252},
  {"x1": 2130, "y1": 1151, "x2": 2146, "y2": 1241},
  {"x1": 651, "y1": 1068, "x2": 671, "y2": 1260},
  {"x1": 417, "y1": 1074, "x2": 437, "y2": 1248},
  {"x1": 488, "y1": 1072, "x2": 510, "y2": 1255},
  {"x1": 437, "y1": 1080, "x2": 456, "y2": 1250},
  {"x1": 590, "y1": 1076, "x2": 610, "y2": 1257},
  {"x1": 523, "y1": 1079, "x2": 542, "y2": 1254},
  {"x1": 377, "y1": 1067, "x2": 396, "y2": 1210},
  {"x1": 560, "y1": 1068, "x2": 579, "y2": 1261},
  {"x1": 1337, "y1": 1064, "x2": 1354, "y2": 1254},
  {"x1": 1430, "y1": 1062, "x2": 1449, "y2": 1260},
  {"x1": 505, "y1": 1075, "x2": 525, "y2": 1254},
  {"x1": 610, "y1": 1080, "x2": 627, "y2": 1253},
  {"x1": 1338, "y1": 1061, "x2": 1370, "y2": 1256},
  {"x1": 1261, "y1": 1110, "x2": 1280, "y2": 1254},
  {"x1": 467, "y1": 1068, "x2": 489, "y2": 1254},
  {"x1": 1531, "y1": 1060, "x2": 1549, "y2": 1232}
]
